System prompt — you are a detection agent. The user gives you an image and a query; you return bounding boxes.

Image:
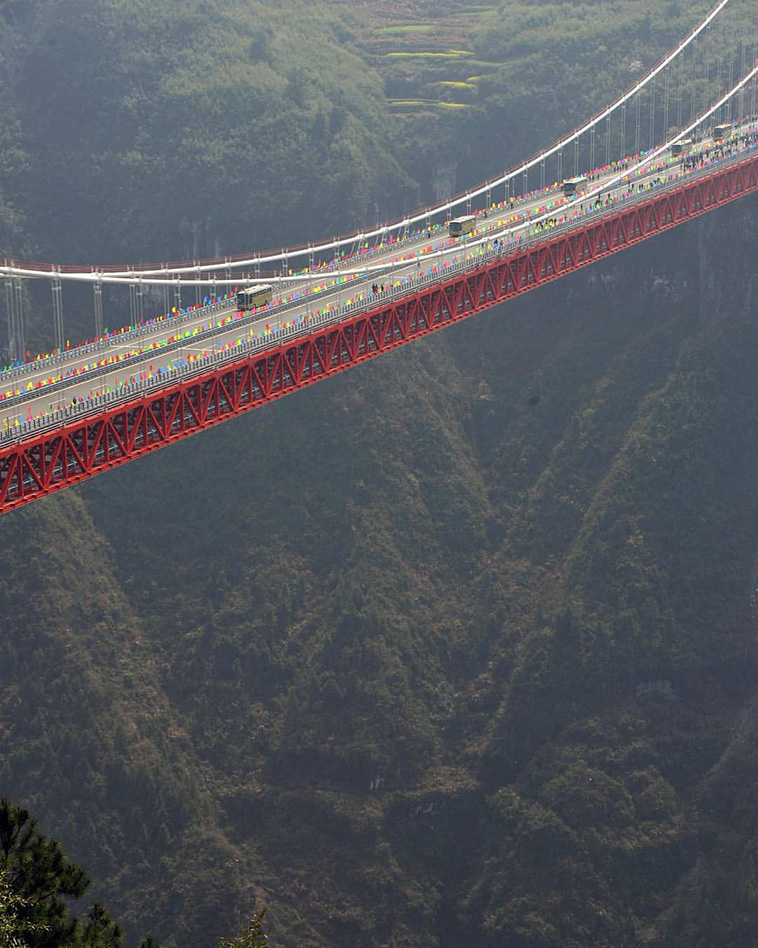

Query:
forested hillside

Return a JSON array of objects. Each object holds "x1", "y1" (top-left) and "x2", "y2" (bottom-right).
[{"x1": 2, "y1": 1, "x2": 758, "y2": 946}]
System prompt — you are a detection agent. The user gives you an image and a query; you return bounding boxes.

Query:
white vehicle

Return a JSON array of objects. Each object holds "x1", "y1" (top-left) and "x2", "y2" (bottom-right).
[
  {"x1": 448, "y1": 215, "x2": 477, "y2": 237},
  {"x1": 236, "y1": 284, "x2": 274, "y2": 311},
  {"x1": 562, "y1": 176, "x2": 589, "y2": 197}
]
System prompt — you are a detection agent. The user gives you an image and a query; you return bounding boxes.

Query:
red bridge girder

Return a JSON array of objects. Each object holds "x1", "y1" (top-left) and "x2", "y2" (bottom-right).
[{"x1": 1, "y1": 154, "x2": 757, "y2": 514}]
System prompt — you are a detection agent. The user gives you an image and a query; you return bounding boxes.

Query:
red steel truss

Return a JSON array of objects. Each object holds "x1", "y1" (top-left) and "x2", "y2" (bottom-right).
[{"x1": 1, "y1": 154, "x2": 757, "y2": 514}]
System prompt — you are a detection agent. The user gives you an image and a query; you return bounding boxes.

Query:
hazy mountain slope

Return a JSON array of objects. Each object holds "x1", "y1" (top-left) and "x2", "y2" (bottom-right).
[
  {"x1": 0, "y1": 494, "x2": 257, "y2": 944},
  {"x1": 11, "y1": 0, "x2": 413, "y2": 263},
  {"x1": 50, "y1": 199, "x2": 757, "y2": 947},
  {"x1": 459, "y1": 205, "x2": 758, "y2": 946},
  {"x1": 77, "y1": 339, "x2": 492, "y2": 944}
]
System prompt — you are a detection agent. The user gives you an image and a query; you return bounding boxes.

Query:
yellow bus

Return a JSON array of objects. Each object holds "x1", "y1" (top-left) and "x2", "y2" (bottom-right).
[
  {"x1": 449, "y1": 215, "x2": 477, "y2": 237},
  {"x1": 670, "y1": 139, "x2": 693, "y2": 157},
  {"x1": 562, "y1": 176, "x2": 589, "y2": 197},
  {"x1": 237, "y1": 284, "x2": 274, "y2": 311}
]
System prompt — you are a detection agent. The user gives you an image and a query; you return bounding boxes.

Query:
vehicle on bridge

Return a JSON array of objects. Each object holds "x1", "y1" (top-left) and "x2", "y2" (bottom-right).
[
  {"x1": 562, "y1": 176, "x2": 589, "y2": 197},
  {"x1": 237, "y1": 284, "x2": 274, "y2": 311},
  {"x1": 713, "y1": 123, "x2": 732, "y2": 141},
  {"x1": 670, "y1": 138, "x2": 694, "y2": 156},
  {"x1": 449, "y1": 215, "x2": 477, "y2": 237}
]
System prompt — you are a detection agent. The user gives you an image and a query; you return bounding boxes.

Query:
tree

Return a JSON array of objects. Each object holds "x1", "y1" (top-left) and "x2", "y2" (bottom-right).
[
  {"x1": 80, "y1": 904, "x2": 121, "y2": 948},
  {"x1": 0, "y1": 798, "x2": 129, "y2": 948},
  {"x1": 218, "y1": 910, "x2": 268, "y2": 948},
  {"x1": 0, "y1": 868, "x2": 48, "y2": 948}
]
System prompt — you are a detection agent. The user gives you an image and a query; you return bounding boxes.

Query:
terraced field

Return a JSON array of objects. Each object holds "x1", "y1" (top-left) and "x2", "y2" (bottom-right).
[{"x1": 329, "y1": 0, "x2": 503, "y2": 113}]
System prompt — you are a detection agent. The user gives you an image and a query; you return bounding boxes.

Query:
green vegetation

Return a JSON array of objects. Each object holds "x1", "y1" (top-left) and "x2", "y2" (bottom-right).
[
  {"x1": 375, "y1": 25, "x2": 434, "y2": 35},
  {"x1": 1, "y1": 0, "x2": 758, "y2": 947},
  {"x1": 386, "y1": 50, "x2": 473, "y2": 58},
  {"x1": 0, "y1": 798, "x2": 147, "y2": 947},
  {"x1": 368, "y1": 0, "x2": 754, "y2": 195},
  {"x1": 0, "y1": 871, "x2": 49, "y2": 948},
  {"x1": 218, "y1": 912, "x2": 268, "y2": 948},
  {"x1": 0, "y1": 0, "x2": 416, "y2": 287},
  {"x1": 0, "y1": 797, "x2": 268, "y2": 947}
]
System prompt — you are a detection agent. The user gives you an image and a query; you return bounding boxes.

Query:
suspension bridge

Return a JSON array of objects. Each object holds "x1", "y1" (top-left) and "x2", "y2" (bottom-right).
[{"x1": 0, "y1": 0, "x2": 757, "y2": 515}]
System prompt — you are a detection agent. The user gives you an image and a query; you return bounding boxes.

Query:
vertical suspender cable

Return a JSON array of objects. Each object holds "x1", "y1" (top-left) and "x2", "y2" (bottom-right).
[
  {"x1": 9, "y1": 276, "x2": 17, "y2": 363},
  {"x1": 52, "y1": 275, "x2": 64, "y2": 352},
  {"x1": 94, "y1": 280, "x2": 104, "y2": 337},
  {"x1": 704, "y1": 23, "x2": 711, "y2": 116},
  {"x1": 4, "y1": 275, "x2": 12, "y2": 361},
  {"x1": 13, "y1": 277, "x2": 24, "y2": 362},
  {"x1": 663, "y1": 65, "x2": 671, "y2": 136},
  {"x1": 605, "y1": 113, "x2": 611, "y2": 164}
]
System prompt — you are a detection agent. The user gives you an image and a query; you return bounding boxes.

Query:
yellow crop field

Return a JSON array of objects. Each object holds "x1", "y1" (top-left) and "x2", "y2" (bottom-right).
[
  {"x1": 387, "y1": 50, "x2": 473, "y2": 59},
  {"x1": 376, "y1": 24, "x2": 434, "y2": 35}
]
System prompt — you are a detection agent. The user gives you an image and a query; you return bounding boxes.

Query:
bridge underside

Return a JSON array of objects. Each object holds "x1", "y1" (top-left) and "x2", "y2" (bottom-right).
[{"x1": 1, "y1": 155, "x2": 757, "y2": 514}]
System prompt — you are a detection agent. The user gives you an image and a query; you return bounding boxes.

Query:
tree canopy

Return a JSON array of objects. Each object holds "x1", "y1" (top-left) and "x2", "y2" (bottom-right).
[{"x1": 0, "y1": 798, "x2": 142, "y2": 948}]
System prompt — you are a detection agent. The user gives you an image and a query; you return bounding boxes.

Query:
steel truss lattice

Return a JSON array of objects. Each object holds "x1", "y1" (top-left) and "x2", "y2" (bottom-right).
[{"x1": 0, "y1": 154, "x2": 756, "y2": 515}]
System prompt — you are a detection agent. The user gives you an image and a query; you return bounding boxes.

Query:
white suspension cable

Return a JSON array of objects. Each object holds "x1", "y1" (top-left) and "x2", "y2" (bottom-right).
[
  {"x1": 66, "y1": 0, "x2": 745, "y2": 278},
  {"x1": 0, "y1": 0, "x2": 745, "y2": 286},
  {"x1": 3, "y1": 66, "x2": 754, "y2": 297}
]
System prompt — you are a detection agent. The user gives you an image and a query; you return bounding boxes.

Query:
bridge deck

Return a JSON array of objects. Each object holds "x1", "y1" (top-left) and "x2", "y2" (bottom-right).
[{"x1": 0, "y1": 152, "x2": 756, "y2": 515}]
